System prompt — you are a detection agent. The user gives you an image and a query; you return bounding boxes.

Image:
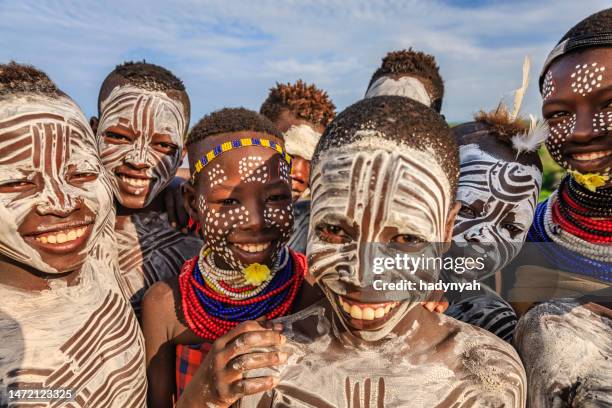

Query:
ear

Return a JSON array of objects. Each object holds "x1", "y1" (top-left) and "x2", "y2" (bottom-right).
[
  {"x1": 180, "y1": 146, "x2": 187, "y2": 162},
  {"x1": 442, "y1": 201, "x2": 461, "y2": 251},
  {"x1": 181, "y1": 181, "x2": 199, "y2": 221},
  {"x1": 89, "y1": 116, "x2": 99, "y2": 134}
]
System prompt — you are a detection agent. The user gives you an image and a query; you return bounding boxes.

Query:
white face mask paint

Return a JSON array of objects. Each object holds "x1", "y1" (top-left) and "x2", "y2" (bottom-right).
[
  {"x1": 453, "y1": 144, "x2": 541, "y2": 275},
  {"x1": 97, "y1": 85, "x2": 187, "y2": 207},
  {"x1": 283, "y1": 124, "x2": 321, "y2": 161},
  {"x1": 0, "y1": 95, "x2": 114, "y2": 274},
  {"x1": 308, "y1": 134, "x2": 451, "y2": 341},
  {"x1": 365, "y1": 76, "x2": 432, "y2": 107}
]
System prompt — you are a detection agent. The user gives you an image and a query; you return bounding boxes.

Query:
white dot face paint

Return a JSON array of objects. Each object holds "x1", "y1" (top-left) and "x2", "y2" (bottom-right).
[
  {"x1": 97, "y1": 85, "x2": 187, "y2": 208},
  {"x1": 365, "y1": 75, "x2": 432, "y2": 107},
  {"x1": 0, "y1": 95, "x2": 114, "y2": 274},
  {"x1": 308, "y1": 135, "x2": 452, "y2": 340},
  {"x1": 452, "y1": 144, "x2": 541, "y2": 276},
  {"x1": 569, "y1": 62, "x2": 605, "y2": 96},
  {"x1": 196, "y1": 146, "x2": 293, "y2": 271},
  {"x1": 542, "y1": 70, "x2": 556, "y2": 101},
  {"x1": 542, "y1": 48, "x2": 612, "y2": 178}
]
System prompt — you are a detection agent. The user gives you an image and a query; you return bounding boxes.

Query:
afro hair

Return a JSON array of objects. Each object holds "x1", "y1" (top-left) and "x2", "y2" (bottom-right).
[
  {"x1": 367, "y1": 49, "x2": 444, "y2": 112},
  {"x1": 97, "y1": 60, "x2": 189, "y2": 115},
  {"x1": 313, "y1": 95, "x2": 458, "y2": 196},
  {"x1": 260, "y1": 80, "x2": 336, "y2": 128},
  {"x1": 473, "y1": 105, "x2": 529, "y2": 144},
  {"x1": 187, "y1": 107, "x2": 283, "y2": 146},
  {"x1": 0, "y1": 61, "x2": 63, "y2": 98}
]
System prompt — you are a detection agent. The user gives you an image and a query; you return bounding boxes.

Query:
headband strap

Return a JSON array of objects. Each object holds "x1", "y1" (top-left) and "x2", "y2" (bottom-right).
[
  {"x1": 191, "y1": 137, "x2": 292, "y2": 182},
  {"x1": 540, "y1": 32, "x2": 612, "y2": 91}
]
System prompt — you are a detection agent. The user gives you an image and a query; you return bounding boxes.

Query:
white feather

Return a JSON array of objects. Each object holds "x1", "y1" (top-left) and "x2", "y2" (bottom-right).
[
  {"x1": 511, "y1": 114, "x2": 549, "y2": 156},
  {"x1": 510, "y1": 56, "x2": 531, "y2": 122}
]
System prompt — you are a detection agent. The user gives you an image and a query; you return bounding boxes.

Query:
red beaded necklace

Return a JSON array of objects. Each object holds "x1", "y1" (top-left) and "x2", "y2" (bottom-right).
[
  {"x1": 179, "y1": 249, "x2": 306, "y2": 341},
  {"x1": 553, "y1": 177, "x2": 612, "y2": 244}
]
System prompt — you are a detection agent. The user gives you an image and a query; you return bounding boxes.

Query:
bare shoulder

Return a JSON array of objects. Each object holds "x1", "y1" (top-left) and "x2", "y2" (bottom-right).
[
  {"x1": 436, "y1": 313, "x2": 527, "y2": 407},
  {"x1": 142, "y1": 277, "x2": 183, "y2": 339}
]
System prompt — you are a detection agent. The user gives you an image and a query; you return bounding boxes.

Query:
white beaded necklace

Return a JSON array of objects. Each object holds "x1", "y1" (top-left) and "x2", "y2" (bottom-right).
[
  {"x1": 197, "y1": 247, "x2": 289, "y2": 300},
  {"x1": 544, "y1": 192, "x2": 612, "y2": 262}
]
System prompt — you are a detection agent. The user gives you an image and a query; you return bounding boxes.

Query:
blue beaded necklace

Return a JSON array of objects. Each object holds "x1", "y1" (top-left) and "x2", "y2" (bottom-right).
[
  {"x1": 191, "y1": 248, "x2": 295, "y2": 321},
  {"x1": 529, "y1": 199, "x2": 612, "y2": 283}
]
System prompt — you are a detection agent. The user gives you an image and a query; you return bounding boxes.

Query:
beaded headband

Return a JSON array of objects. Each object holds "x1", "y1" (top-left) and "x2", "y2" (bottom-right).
[{"x1": 191, "y1": 137, "x2": 292, "y2": 183}]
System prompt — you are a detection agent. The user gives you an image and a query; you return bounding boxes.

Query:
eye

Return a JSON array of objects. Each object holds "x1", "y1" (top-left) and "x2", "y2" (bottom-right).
[
  {"x1": 502, "y1": 223, "x2": 523, "y2": 236},
  {"x1": 222, "y1": 198, "x2": 240, "y2": 206},
  {"x1": 603, "y1": 99, "x2": 612, "y2": 109},
  {"x1": 317, "y1": 224, "x2": 351, "y2": 244},
  {"x1": 267, "y1": 193, "x2": 290, "y2": 203},
  {"x1": 152, "y1": 141, "x2": 179, "y2": 154},
  {"x1": 104, "y1": 131, "x2": 132, "y2": 144},
  {"x1": 391, "y1": 234, "x2": 425, "y2": 245},
  {"x1": 68, "y1": 172, "x2": 98, "y2": 184},
  {"x1": 0, "y1": 180, "x2": 36, "y2": 192},
  {"x1": 458, "y1": 204, "x2": 477, "y2": 219},
  {"x1": 546, "y1": 111, "x2": 571, "y2": 120}
]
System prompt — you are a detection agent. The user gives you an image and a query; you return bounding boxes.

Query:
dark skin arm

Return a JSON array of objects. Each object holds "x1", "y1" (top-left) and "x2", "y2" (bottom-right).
[{"x1": 142, "y1": 277, "x2": 187, "y2": 408}]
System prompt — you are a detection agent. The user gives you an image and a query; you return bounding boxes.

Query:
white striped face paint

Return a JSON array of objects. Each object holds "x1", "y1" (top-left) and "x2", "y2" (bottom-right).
[
  {"x1": 97, "y1": 85, "x2": 187, "y2": 208},
  {"x1": 0, "y1": 95, "x2": 113, "y2": 274},
  {"x1": 308, "y1": 134, "x2": 451, "y2": 340},
  {"x1": 365, "y1": 76, "x2": 432, "y2": 107},
  {"x1": 453, "y1": 144, "x2": 541, "y2": 275}
]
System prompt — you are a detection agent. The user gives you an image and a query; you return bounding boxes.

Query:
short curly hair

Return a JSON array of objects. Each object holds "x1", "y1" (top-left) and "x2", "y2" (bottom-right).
[
  {"x1": 0, "y1": 61, "x2": 63, "y2": 98},
  {"x1": 313, "y1": 95, "x2": 458, "y2": 197},
  {"x1": 260, "y1": 80, "x2": 336, "y2": 128},
  {"x1": 367, "y1": 49, "x2": 444, "y2": 112},
  {"x1": 98, "y1": 60, "x2": 189, "y2": 117},
  {"x1": 187, "y1": 107, "x2": 283, "y2": 147}
]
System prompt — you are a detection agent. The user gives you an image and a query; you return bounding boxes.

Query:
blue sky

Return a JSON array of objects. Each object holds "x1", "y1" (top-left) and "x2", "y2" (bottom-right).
[{"x1": 0, "y1": 0, "x2": 609, "y2": 124}]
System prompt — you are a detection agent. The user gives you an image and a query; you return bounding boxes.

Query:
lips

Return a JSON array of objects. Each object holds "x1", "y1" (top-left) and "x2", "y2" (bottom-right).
[
  {"x1": 570, "y1": 149, "x2": 612, "y2": 161},
  {"x1": 22, "y1": 221, "x2": 94, "y2": 254},
  {"x1": 338, "y1": 295, "x2": 398, "y2": 321},
  {"x1": 233, "y1": 242, "x2": 271, "y2": 253}
]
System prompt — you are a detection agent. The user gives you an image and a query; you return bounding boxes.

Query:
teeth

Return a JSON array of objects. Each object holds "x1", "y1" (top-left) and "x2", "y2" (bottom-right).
[
  {"x1": 34, "y1": 227, "x2": 87, "y2": 244},
  {"x1": 339, "y1": 297, "x2": 398, "y2": 320},
  {"x1": 235, "y1": 242, "x2": 271, "y2": 253},
  {"x1": 350, "y1": 305, "x2": 362, "y2": 320},
  {"x1": 572, "y1": 150, "x2": 612, "y2": 161},
  {"x1": 121, "y1": 176, "x2": 149, "y2": 187}
]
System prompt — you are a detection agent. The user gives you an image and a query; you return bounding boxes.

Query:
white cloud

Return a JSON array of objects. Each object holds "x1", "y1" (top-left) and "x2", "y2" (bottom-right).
[{"x1": 0, "y1": 0, "x2": 609, "y2": 124}]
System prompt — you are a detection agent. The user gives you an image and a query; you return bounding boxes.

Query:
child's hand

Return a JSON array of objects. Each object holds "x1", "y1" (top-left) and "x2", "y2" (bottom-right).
[{"x1": 179, "y1": 321, "x2": 287, "y2": 408}]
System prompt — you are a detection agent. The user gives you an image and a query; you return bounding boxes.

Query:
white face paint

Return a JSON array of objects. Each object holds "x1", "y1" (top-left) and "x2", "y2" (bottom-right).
[
  {"x1": 542, "y1": 70, "x2": 556, "y2": 101},
  {"x1": 97, "y1": 85, "x2": 187, "y2": 207},
  {"x1": 283, "y1": 124, "x2": 321, "y2": 161},
  {"x1": 365, "y1": 76, "x2": 432, "y2": 107},
  {"x1": 308, "y1": 134, "x2": 451, "y2": 341},
  {"x1": 0, "y1": 95, "x2": 113, "y2": 274},
  {"x1": 570, "y1": 62, "x2": 605, "y2": 96},
  {"x1": 452, "y1": 144, "x2": 541, "y2": 275}
]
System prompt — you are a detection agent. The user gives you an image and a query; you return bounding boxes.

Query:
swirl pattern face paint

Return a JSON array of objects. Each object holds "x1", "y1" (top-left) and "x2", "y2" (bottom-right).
[
  {"x1": 97, "y1": 85, "x2": 187, "y2": 208},
  {"x1": 308, "y1": 134, "x2": 451, "y2": 341},
  {"x1": 0, "y1": 96, "x2": 113, "y2": 274},
  {"x1": 453, "y1": 144, "x2": 541, "y2": 277}
]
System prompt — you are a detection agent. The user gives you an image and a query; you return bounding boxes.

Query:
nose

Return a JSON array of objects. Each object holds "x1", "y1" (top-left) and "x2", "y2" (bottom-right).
[
  {"x1": 36, "y1": 184, "x2": 82, "y2": 217},
  {"x1": 124, "y1": 143, "x2": 150, "y2": 170},
  {"x1": 238, "y1": 199, "x2": 266, "y2": 232},
  {"x1": 464, "y1": 227, "x2": 486, "y2": 244},
  {"x1": 568, "y1": 108, "x2": 596, "y2": 144}
]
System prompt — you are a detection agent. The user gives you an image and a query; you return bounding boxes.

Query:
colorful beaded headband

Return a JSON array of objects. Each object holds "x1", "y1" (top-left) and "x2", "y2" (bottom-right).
[{"x1": 191, "y1": 137, "x2": 292, "y2": 182}]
